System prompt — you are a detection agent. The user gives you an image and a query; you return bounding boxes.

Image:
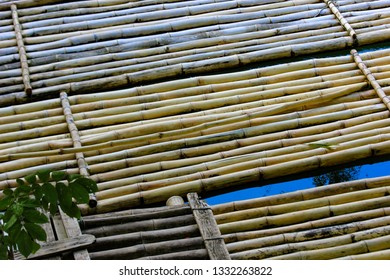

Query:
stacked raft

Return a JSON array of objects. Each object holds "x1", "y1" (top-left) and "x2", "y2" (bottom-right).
[
  {"x1": 1, "y1": 0, "x2": 390, "y2": 260},
  {"x1": 80, "y1": 176, "x2": 390, "y2": 260},
  {"x1": 1, "y1": 0, "x2": 390, "y2": 105},
  {"x1": 1, "y1": 47, "x2": 390, "y2": 214}
]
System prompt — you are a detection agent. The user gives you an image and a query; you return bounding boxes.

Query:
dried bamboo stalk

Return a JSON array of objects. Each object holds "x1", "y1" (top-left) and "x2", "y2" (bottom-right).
[
  {"x1": 10, "y1": 4, "x2": 31, "y2": 95},
  {"x1": 88, "y1": 236, "x2": 205, "y2": 260},
  {"x1": 268, "y1": 234, "x2": 390, "y2": 260},
  {"x1": 335, "y1": 248, "x2": 390, "y2": 260},
  {"x1": 60, "y1": 91, "x2": 97, "y2": 207},
  {"x1": 226, "y1": 215, "x2": 390, "y2": 253},
  {"x1": 87, "y1": 224, "x2": 200, "y2": 252},
  {"x1": 222, "y1": 207, "x2": 390, "y2": 244},
  {"x1": 351, "y1": 49, "x2": 390, "y2": 112},
  {"x1": 323, "y1": 0, "x2": 357, "y2": 40},
  {"x1": 231, "y1": 225, "x2": 390, "y2": 259}
]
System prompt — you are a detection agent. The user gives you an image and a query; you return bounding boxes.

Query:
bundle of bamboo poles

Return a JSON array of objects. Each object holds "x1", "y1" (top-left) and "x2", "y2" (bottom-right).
[
  {"x1": 209, "y1": 175, "x2": 390, "y2": 260},
  {"x1": 1, "y1": 47, "x2": 390, "y2": 215},
  {"x1": 1, "y1": 0, "x2": 390, "y2": 105},
  {"x1": 80, "y1": 203, "x2": 209, "y2": 260}
]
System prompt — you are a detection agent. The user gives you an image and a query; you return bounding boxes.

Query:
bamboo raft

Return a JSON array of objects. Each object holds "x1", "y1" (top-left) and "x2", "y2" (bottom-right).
[
  {"x1": 1, "y1": 0, "x2": 390, "y2": 260},
  {"x1": 2, "y1": 47, "x2": 390, "y2": 214},
  {"x1": 1, "y1": 0, "x2": 390, "y2": 105},
  {"x1": 75, "y1": 176, "x2": 390, "y2": 260}
]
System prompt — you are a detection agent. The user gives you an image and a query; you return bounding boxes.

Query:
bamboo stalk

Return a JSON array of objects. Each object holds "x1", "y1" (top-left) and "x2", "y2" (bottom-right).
[
  {"x1": 335, "y1": 249, "x2": 390, "y2": 260},
  {"x1": 222, "y1": 207, "x2": 390, "y2": 244},
  {"x1": 60, "y1": 91, "x2": 97, "y2": 207},
  {"x1": 323, "y1": 0, "x2": 357, "y2": 40},
  {"x1": 268, "y1": 234, "x2": 390, "y2": 260},
  {"x1": 82, "y1": 214, "x2": 196, "y2": 238},
  {"x1": 10, "y1": 4, "x2": 31, "y2": 95},
  {"x1": 231, "y1": 225, "x2": 390, "y2": 259},
  {"x1": 87, "y1": 224, "x2": 200, "y2": 252},
  {"x1": 88, "y1": 236, "x2": 205, "y2": 260},
  {"x1": 227, "y1": 215, "x2": 390, "y2": 253},
  {"x1": 351, "y1": 49, "x2": 390, "y2": 111}
]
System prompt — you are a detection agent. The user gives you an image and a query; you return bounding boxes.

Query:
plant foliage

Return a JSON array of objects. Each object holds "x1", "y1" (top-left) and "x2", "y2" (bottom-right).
[{"x1": 0, "y1": 170, "x2": 97, "y2": 259}]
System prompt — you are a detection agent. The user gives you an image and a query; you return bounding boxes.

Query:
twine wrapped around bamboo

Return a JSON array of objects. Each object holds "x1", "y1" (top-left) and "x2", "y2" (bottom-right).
[{"x1": 10, "y1": 4, "x2": 31, "y2": 95}]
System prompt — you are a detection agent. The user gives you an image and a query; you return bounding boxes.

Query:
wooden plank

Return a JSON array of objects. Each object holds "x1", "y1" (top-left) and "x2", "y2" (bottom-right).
[
  {"x1": 28, "y1": 234, "x2": 95, "y2": 260},
  {"x1": 187, "y1": 193, "x2": 230, "y2": 260},
  {"x1": 59, "y1": 209, "x2": 91, "y2": 260},
  {"x1": 41, "y1": 213, "x2": 61, "y2": 260}
]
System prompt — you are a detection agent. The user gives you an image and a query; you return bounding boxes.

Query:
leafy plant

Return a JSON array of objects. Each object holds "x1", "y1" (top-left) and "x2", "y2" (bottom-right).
[{"x1": 0, "y1": 170, "x2": 97, "y2": 259}]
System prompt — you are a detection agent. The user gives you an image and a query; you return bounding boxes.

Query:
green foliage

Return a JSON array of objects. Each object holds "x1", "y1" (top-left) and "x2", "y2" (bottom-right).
[
  {"x1": 312, "y1": 166, "x2": 361, "y2": 187},
  {"x1": 0, "y1": 170, "x2": 97, "y2": 259}
]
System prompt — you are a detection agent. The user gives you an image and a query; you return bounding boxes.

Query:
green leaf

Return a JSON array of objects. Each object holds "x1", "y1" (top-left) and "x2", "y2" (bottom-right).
[
  {"x1": 24, "y1": 174, "x2": 37, "y2": 184},
  {"x1": 16, "y1": 178, "x2": 26, "y2": 187},
  {"x1": 42, "y1": 182, "x2": 58, "y2": 205},
  {"x1": 67, "y1": 174, "x2": 81, "y2": 182},
  {"x1": 56, "y1": 182, "x2": 72, "y2": 210},
  {"x1": 24, "y1": 223, "x2": 47, "y2": 242},
  {"x1": 7, "y1": 222, "x2": 22, "y2": 243},
  {"x1": 0, "y1": 244, "x2": 8, "y2": 260},
  {"x1": 16, "y1": 229, "x2": 33, "y2": 258},
  {"x1": 37, "y1": 170, "x2": 51, "y2": 182},
  {"x1": 51, "y1": 171, "x2": 67, "y2": 181},
  {"x1": 70, "y1": 182, "x2": 89, "y2": 204},
  {"x1": 3, "y1": 187, "x2": 13, "y2": 197},
  {"x1": 14, "y1": 184, "x2": 31, "y2": 196},
  {"x1": 23, "y1": 209, "x2": 48, "y2": 224},
  {"x1": 61, "y1": 202, "x2": 81, "y2": 219},
  {"x1": 0, "y1": 196, "x2": 13, "y2": 211},
  {"x1": 3, "y1": 215, "x2": 18, "y2": 232},
  {"x1": 20, "y1": 198, "x2": 40, "y2": 209},
  {"x1": 10, "y1": 203, "x2": 24, "y2": 217},
  {"x1": 74, "y1": 177, "x2": 98, "y2": 193}
]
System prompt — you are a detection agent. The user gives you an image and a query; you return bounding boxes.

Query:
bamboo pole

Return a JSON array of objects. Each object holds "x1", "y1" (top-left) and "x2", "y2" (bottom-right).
[
  {"x1": 87, "y1": 224, "x2": 200, "y2": 252},
  {"x1": 351, "y1": 49, "x2": 390, "y2": 112},
  {"x1": 323, "y1": 0, "x2": 357, "y2": 40},
  {"x1": 231, "y1": 225, "x2": 390, "y2": 259},
  {"x1": 222, "y1": 207, "x2": 390, "y2": 244},
  {"x1": 10, "y1": 4, "x2": 31, "y2": 96},
  {"x1": 89, "y1": 236, "x2": 205, "y2": 259},
  {"x1": 268, "y1": 234, "x2": 390, "y2": 260},
  {"x1": 60, "y1": 91, "x2": 97, "y2": 207},
  {"x1": 226, "y1": 215, "x2": 390, "y2": 253}
]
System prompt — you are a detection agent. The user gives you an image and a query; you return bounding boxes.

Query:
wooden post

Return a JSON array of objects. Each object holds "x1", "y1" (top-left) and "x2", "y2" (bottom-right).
[
  {"x1": 59, "y1": 209, "x2": 91, "y2": 260},
  {"x1": 351, "y1": 49, "x2": 390, "y2": 112},
  {"x1": 187, "y1": 193, "x2": 230, "y2": 260},
  {"x1": 60, "y1": 91, "x2": 97, "y2": 208},
  {"x1": 10, "y1": 4, "x2": 32, "y2": 96},
  {"x1": 323, "y1": 0, "x2": 357, "y2": 43}
]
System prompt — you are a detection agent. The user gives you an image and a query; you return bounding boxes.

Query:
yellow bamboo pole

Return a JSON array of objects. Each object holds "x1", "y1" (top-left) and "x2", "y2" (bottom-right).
[
  {"x1": 323, "y1": 0, "x2": 357, "y2": 40},
  {"x1": 351, "y1": 49, "x2": 390, "y2": 112},
  {"x1": 60, "y1": 91, "x2": 97, "y2": 207},
  {"x1": 10, "y1": 4, "x2": 31, "y2": 95}
]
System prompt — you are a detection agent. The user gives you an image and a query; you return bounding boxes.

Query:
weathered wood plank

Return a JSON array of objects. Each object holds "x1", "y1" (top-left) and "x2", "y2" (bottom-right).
[
  {"x1": 28, "y1": 234, "x2": 95, "y2": 260},
  {"x1": 60, "y1": 209, "x2": 91, "y2": 260},
  {"x1": 187, "y1": 193, "x2": 230, "y2": 260}
]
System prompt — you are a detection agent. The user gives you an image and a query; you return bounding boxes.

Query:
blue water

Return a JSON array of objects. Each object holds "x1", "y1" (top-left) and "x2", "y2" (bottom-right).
[{"x1": 205, "y1": 161, "x2": 390, "y2": 205}]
